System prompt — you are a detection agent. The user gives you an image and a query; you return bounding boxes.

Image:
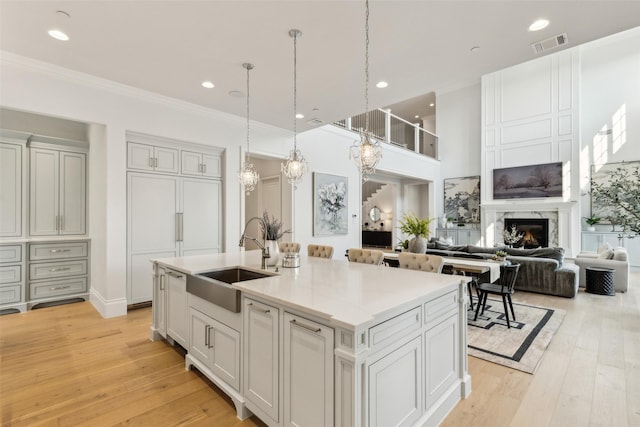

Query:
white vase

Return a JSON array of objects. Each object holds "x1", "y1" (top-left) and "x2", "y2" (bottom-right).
[
  {"x1": 587, "y1": 226, "x2": 596, "y2": 232},
  {"x1": 265, "y1": 240, "x2": 280, "y2": 267}
]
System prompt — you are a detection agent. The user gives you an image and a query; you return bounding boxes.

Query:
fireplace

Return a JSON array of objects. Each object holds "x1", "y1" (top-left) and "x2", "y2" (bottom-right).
[{"x1": 503, "y1": 218, "x2": 549, "y2": 248}]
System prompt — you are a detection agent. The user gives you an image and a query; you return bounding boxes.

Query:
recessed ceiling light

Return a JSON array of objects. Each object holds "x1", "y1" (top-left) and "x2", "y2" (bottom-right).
[
  {"x1": 470, "y1": 46, "x2": 480, "y2": 53},
  {"x1": 414, "y1": 115, "x2": 420, "y2": 119},
  {"x1": 229, "y1": 90, "x2": 245, "y2": 98},
  {"x1": 201, "y1": 81, "x2": 214, "y2": 89},
  {"x1": 429, "y1": 103, "x2": 435, "y2": 107},
  {"x1": 48, "y1": 29, "x2": 69, "y2": 41},
  {"x1": 296, "y1": 113, "x2": 304, "y2": 119},
  {"x1": 529, "y1": 19, "x2": 549, "y2": 32},
  {"x1": 376, "y1": 81, "x2": 388, "y2": 88}
]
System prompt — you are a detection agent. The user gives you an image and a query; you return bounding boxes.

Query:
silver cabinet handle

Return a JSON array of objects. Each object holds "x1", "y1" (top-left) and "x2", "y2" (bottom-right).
[
  {"x1": 205, "y1": 325, "x2": 210, "y2": 347},
  {"x1": 248, "y1": 302, "x2": 270, "y2": 314},
  {"x1": 155, "y1": 157, "x2": 158, "y2": 168},
  {"x1": 166, "y1": 270, "x2": 183, "y2": 279},
  {"x1": 49, "y1": 249, "x2": 71, "y2": 253},
  {"x1": 175, "y1": 213, "x2": 180, "y2": 242},
  {"x1": 203, "y1": 164, "x2": 207, "y2": 173},
  {"x1": 180, "y1": 213, "x2": 184, "y2": 242},
  {"x1": 198, "y1": 163, "x2": 202, "y2": 173},
  {"x1": 207, "y1": 325, "x2": 213, "y2": 349},
  {"x1": 159, "y1": 274, "x2": 165, "y2": 290},
  {"x1": 290, "y1": 319, "x2": 321, "y2": 333},
  {"x1": 149, "y1": 157, "x2": 154, "y2": 167},
  {"x1": 50, "y1": 267, "x2": 71, "y2": 272},
  {"x1": 50, "y1": 285, "x2": 71, "y2": 291}
]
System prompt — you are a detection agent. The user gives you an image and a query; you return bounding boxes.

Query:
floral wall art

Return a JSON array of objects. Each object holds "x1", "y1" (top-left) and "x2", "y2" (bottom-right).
[{"x1": 313, "y1": 172, "x2": 348, "y2": 236}]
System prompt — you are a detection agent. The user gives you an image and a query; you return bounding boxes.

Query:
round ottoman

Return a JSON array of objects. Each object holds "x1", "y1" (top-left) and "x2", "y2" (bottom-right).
[{"x1": 585, "y1": 267, "x2": 615, "y2": 296}]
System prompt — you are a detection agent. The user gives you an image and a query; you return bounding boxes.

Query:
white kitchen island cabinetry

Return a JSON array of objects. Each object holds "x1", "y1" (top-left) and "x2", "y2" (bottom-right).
[{"x1": 152, "y1": 251, "x2": 471, "y2": 427}]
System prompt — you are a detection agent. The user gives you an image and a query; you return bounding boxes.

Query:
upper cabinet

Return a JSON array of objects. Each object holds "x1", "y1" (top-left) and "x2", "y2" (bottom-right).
[
  {"x1": 29, "y1": 137, "x2": 88, "y2": 237},
  {"x1": 181, "y1": 150, "x2": 221, "y2": 178},
  {"x1": 0, "y1": 132, "x2": 26, "y2": 238},
  {"x1": 127, "y1": 142, "x2": 179, "y2": 174}
]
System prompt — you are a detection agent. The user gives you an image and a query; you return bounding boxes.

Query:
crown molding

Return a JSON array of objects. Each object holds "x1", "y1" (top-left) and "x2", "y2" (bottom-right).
[{"x1": 0, "y1": 51, "x2": 286, "y2": 135}]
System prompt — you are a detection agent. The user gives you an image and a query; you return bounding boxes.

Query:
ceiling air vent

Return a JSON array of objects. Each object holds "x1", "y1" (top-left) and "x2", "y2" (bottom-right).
[
  {"x1": 531, "y1": 33, "x2": 568, "y2": 54},
  {"x1": 307, "y1": 118, "x2": 324, "y2": 125}
]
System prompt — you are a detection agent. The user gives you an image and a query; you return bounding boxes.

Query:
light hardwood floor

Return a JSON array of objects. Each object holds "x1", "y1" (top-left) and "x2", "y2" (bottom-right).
[{"x1": 1, "y1": 272, "x2": 638, "y2": 426}]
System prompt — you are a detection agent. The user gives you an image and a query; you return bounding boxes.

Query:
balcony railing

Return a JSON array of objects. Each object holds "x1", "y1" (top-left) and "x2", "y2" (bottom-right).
[{"x1": 334, "y1": 108, "x2": 439, "y2": 160}]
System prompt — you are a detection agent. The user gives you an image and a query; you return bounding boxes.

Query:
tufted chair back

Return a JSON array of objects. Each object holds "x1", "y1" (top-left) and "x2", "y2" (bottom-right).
[
  {"x1": 347, "y1": 248, "x2": 384, "y2": 266},
  {"x1": 279, "y1": 242, "x2": 301, "y2": 254},
  {"x1": 307, "y1": 244, "x2": 334, "y2": 259},
  {"x1": 398, "y1": 253, "x2": 444, "y2": 273}
]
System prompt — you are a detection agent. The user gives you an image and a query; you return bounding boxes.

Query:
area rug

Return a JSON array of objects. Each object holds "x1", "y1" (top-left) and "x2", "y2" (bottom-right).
[{"x1": 466, "y1": 297, "x2": 565, "y2": 374}]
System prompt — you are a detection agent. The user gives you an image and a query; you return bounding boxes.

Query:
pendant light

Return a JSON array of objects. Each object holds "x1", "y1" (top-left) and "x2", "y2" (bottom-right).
[
  {"x1": 349, "y1": 0, "x2": 382, "y2": 182},
  {"x1": 281, "y1": 29, "x2": 308, "y2": 188},
  {"x1": 238, "y1": 63, "x2": 260, "y2": 195}
]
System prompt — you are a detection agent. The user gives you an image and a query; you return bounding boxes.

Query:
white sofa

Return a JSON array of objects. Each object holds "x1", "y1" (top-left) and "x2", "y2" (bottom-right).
[{"x1": 574, "y1": 246, "x2": 629, "y2": 293}]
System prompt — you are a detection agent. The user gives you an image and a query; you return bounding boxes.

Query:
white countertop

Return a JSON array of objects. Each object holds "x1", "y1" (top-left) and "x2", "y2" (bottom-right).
[{"x1": 154, "y1": 250, "x2": 466, "y2": 330}]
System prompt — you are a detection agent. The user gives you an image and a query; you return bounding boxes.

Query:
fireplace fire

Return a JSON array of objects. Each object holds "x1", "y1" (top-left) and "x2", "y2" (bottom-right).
[{"x1": 504, "y1": 218, "x2": 549, "y2": 248}]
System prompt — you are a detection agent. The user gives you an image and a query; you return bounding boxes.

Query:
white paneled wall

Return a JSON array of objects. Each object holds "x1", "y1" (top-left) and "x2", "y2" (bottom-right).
[{"x1": 481, "y1": 50, "x2": 581, "y2": 255}]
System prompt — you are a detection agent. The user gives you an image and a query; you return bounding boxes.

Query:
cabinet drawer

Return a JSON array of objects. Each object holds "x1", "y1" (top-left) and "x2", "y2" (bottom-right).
[
  {"x1": 369, "y1": 307, "x2": 421, "y2": 352},
  {"x1": 0, "y1": 245, "x2": 22, "y2": 263},
  {"x1": 424, "y1": 290, "x2": 458, "y2": 329},
  {"x1": 0, "y1": 265, "x2": 22, "y2": 284},
  {"x1": 30, "y1": 260, "x2": 88, "y2": 281},
  {"x1": 0, "y1": 284, "x2": 22, "y2": 305},
  {"x1": 29, "y1": 242, "x2": 88, "y2": 261},
  {"x1": 29, "y1": 277, "x2": 87, "y2": 300}
]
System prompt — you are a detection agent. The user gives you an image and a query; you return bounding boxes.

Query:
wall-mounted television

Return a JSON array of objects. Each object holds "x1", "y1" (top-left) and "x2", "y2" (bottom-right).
[{"x1": 493, "y1": 162, "x2": 563, "y2": 199}]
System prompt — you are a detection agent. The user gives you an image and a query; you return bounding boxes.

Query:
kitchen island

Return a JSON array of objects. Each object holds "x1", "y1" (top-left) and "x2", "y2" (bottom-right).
[{"x1": 151, "y1": 250, "x2": 471, "y2": 427}]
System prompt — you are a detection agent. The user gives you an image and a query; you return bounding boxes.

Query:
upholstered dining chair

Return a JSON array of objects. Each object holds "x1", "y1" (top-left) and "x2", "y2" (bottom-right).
[
  {"x1": 307, "y1": 244, "x2": 334, "y2": 259},
  {"x1": 347, "y1": 248, "x2": 384, "y2": 266},
  {"x1": 474, "y1": 263, "x2": 520, "y2": 328},
  {"x1": 279, "y1": 242, "x2": 301, "y2": 253},
  {"x1": 397, "y1": 253, "x2": 444, "y2": 273}
]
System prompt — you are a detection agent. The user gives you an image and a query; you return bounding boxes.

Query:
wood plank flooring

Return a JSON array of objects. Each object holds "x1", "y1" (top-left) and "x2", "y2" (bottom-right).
[{"x1": 1, "y1": 271, "x2": 638, "y2": 426}]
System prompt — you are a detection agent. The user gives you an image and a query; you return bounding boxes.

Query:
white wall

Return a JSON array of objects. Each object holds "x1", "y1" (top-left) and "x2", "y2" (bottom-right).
[
  {"x1": 579, "y1": 27, "x2": 640, "y2": 220},
  {"x1": 1, "y1": 52, "x2": 439, "y2": 317}
]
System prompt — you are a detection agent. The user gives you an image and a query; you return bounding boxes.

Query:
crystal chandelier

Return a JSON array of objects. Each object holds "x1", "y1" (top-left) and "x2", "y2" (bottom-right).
[
  {"x1": 350, "y1": 0, "x2": 382, "y2": 182},
  {"x1": 238, "y1": 63, "x2": 260, "y2": 195},
  {"x1": 281, "y1": 29, "x2": 308, "y2": 188}
]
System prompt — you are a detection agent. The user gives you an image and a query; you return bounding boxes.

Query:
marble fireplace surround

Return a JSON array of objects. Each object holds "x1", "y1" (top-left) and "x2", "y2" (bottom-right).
[{"x1": 482, "y1": 202, "x2": 575, "y2": 252}]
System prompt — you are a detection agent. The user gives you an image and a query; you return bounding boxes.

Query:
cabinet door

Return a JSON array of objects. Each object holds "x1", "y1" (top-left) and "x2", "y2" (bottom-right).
[
  {"x1": 190, "y1": 308, "x2": 213, "y2": 365},
  {"x1": 623, "y1": 237, "x2": 640, "y2": 268},
  {"x1": 127, "y1": 173, "x2": 179, "y2": 304},
  {"x1": 181, "y1": 179, "x2": 221, "y2": 255},
  {"x1": 154, "y1": 147, "x2": 179, "y2": 174},
  {"x1": 581, "y1": 232, "x2": 602, "y2": 252},
  {"x1": 424, "y1": 314, "x2": 459, "y2": 410},
  {"x1": 0, "y1": 143, "x2": 22, "y2": 238},
  {"x1": 202, "y1": 154, "x2": 221, "y2": 178},
  {"x1": 127, "y1": 142, "x2": 154, "y2": 171},
  {"x1": 59, "y1": 151, "x2": 86, "y2": 235},
  {"x1": 368, "y1": 336, "x2": 422, "y2": 427},
  {"x1": 181, "y1": 151, "x2": 202, "y2": 176},
  {"x1": 153, "y1": 268, "x2": 167, "y2": 339},
  {"x1": 468, "y1": 229, "x2": 481, "y2": 246},
  {"x1": 30, "y1": 148, "x2": 59, "y2": 236},
  {"x1": 244, "y1": 298, "x2": 279, "y2": 422},
  {"x1": 166, "y1": 270, "x2": 188, "y2": 348},
  {"x1": 457, "y1": 230, "x2": 470, "y2": 245},
  {"x1": 284, "y1": 312, "x2": 334, "y2": 427},
  {"x1": 210, "y1": 318, "x2": 241, "y2": 391}
]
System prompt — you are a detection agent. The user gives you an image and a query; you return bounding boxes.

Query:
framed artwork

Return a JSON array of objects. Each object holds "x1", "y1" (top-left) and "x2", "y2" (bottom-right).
[
  {"x1": 591, "y1": 160, "x2": 640, "y2": 224},
  {"x1": 493, "y1": 162, "x2": 563, "y2": 199},
  {"x1": 313, "y1": 172, "x2": 348, "y2": 236},
  {"x1": 444, "y1": 176, "x2": 480, "y2": 223}
]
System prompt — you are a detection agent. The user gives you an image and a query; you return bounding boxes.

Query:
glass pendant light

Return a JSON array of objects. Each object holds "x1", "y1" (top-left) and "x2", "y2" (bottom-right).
[
  {"x1": 238, "y1": 63, "x2": 260, "y2": 195},
  {"x1": 350, "y1": 0, "x2": 382, "y2": 182},
  {"x1": 281, "y1": 29, "x2": 308, "y2": 188}
]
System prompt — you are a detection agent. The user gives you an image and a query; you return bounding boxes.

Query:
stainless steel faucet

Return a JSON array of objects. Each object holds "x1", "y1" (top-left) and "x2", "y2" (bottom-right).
[{"x1": 239, "y1": 216, "x2": 270, "y2": 270}]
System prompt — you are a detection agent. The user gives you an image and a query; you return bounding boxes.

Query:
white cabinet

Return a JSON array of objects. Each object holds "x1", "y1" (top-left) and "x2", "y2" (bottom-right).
[
  {"x1": 368, "y1": 336, "x2": 423, "y2": 427},
  {"x1": 424, "y1": 313, "x2": 459, "y2": 409},
  {"x1": 127, "y1": 142, "x2": 179, "y2": 174},
  {"x1": 283, "y1": 312, "x2": 334, "y2": 427},
  {"x1": 436, "y1": 228, "x2": 481, "y2": 245},
  {"x1": 189, "y1": 307, "x2": 241, "y2": 391},
  {"x1": 181, "y1": 150, "x2": 221, "y2": 178},
  {"x1": 243, "y1": 298, "x2": 280, "y2": 423},
  {"x1": 166, "y1": 269, "x2": 188, "y2": 348},
  {"x1": 0, "y1": 141, "x2": 24, "y2": 238},
  {"x1": 30, "y1": 148, "x2": 86, "y2": 236},
  {"x1": 581, "y1": 231, "x2": 640, "y2": 268},
  {"x1": 0, "y1": 243, "x2": 25, "y2": 311}
]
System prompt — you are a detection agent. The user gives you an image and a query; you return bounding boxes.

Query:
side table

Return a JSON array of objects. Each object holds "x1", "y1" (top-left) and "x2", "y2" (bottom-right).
[{"x1": 585, "y1": 267, "x2": 615, "y2": 296}]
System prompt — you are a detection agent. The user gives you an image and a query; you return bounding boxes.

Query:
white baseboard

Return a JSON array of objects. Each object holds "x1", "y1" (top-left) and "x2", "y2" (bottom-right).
[{"x1": 90, "y1": 288, "x2": 127, "y2": 318}]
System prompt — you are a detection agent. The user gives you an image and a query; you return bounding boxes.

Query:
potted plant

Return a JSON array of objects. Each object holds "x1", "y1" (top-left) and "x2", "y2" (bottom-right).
[
  {"x1": 583, "y1": 215, "x2": 600, "y2": 232},
  {"x1": 493, "y1": 250, "x2": 508, "y2": 262},
  {"x1": 260, "y1": 210, "x2": 290, "y2": 266},
  {"x1": 399, "y1": 213, "x2": 432, "y2": 253}
]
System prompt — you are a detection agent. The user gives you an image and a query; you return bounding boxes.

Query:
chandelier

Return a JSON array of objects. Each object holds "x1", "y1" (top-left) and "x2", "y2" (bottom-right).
[
  {"x1": 238, "y1": 63, "x2": 260, "y2": 195},
  {"x1": 350, "y1": 0, "x2": 382, "y2": 182},
  {"x1": 281, "y1": 29, "x2": 308, "y2": 187}
]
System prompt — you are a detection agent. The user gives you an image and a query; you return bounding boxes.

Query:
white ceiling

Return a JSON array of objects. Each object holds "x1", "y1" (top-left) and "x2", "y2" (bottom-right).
[{"x1": 1, "y1": 1, "x2": 639, "y2": 132}]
